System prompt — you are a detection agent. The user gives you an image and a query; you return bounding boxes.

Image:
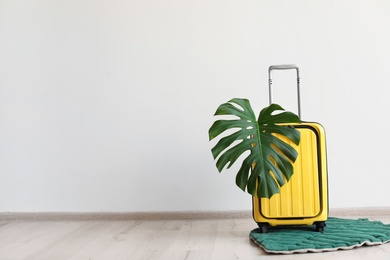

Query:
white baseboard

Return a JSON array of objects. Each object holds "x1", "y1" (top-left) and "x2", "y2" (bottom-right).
[
  {"x1": 329, "y1": 207, "x2": 390, "y2": 217},
  {"x1": 0, "y1": 210, "x2": 252, "y2": 221},
  {"x1": 0, "y1": 207, "x2": 389, "y2": 221}
]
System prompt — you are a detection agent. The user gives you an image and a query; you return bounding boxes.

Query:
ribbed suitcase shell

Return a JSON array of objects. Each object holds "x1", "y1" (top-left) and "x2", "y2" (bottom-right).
[{"x1": 252, "y1": 122, "x2": 328, "y2": 229}]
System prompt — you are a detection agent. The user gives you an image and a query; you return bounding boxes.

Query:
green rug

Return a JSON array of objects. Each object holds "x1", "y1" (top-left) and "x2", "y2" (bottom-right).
[{"x1": 250, "y1": 217, "x2": 390, "y2": 254}]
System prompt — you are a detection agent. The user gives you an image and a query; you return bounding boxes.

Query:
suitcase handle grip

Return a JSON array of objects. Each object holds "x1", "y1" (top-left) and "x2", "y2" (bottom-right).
[
  {"x1": 268, "y1": 64, "x2": 301, "y2": 118},
  {"x1": 269, "y1": 64, "x2": 299, "y2": 71}
]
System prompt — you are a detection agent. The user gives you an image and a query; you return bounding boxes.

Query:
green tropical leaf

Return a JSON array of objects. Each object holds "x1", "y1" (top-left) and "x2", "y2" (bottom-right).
[{"x1": 208, "y1": 98, "x2": 301, "y2": 198}]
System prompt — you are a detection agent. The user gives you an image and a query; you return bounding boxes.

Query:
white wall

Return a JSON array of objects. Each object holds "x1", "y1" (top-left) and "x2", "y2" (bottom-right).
[{"x1": 1, "y1": 0, "x2": 390, "y2": 212}]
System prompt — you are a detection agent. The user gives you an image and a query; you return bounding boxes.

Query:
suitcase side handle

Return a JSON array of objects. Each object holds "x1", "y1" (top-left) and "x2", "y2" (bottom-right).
[{"x1": 268, "y1": 64, "x2": 301, "y2": 118}]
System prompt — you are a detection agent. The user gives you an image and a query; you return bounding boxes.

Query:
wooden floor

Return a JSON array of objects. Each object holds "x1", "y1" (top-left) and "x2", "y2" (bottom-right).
[{"x1": 0, "y1": 210, "x2": 389, "y2": 259}]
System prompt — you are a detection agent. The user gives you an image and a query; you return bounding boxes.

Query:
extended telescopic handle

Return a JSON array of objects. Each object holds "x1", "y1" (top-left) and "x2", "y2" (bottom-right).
[{"x1": 268, "y1": 64, "x2": 301, "y2": 118}]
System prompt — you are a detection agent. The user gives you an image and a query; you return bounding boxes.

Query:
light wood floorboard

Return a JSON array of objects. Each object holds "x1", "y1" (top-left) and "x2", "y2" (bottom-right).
[{"x1": 0, "y1": 211, "x2": 389, "y2": 259}]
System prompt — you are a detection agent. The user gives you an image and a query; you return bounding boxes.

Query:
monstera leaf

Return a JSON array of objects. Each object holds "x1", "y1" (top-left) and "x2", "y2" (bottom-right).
[{"x1": 208, "y1": 98, "x2": 301, "y2": 198}]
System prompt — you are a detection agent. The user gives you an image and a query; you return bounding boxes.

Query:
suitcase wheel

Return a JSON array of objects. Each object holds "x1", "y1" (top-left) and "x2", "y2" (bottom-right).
[
  {"x1": 315, "y1": 222, "x2": 326, "y2": 232},
  {"x1": 257, "y1": 223, "x2": 268, "y2": 233}
]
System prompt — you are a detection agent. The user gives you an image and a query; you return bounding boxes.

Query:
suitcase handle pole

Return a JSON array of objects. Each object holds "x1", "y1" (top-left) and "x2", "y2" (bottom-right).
[{"x1": 268, "y1": 64, "x2": 301, "y2": 118}]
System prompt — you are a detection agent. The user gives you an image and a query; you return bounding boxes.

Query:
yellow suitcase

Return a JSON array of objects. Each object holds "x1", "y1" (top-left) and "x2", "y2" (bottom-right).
[{"x1": 252, "y1": 65, "x2": 329, "y2": 233}]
